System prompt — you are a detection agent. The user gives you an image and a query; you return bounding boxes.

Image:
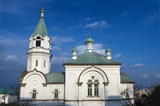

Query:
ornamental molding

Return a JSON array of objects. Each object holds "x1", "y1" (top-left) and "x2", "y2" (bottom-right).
[
  {"x1": 77, "y1": 82, "x2": 83, "y2": 86},
  {"x1": 21, "y1": 83, "x2": 26, "y2": 87},
  {"x1": 42, "y1": 83, "x2": 47, "y2": 87},
  {"x1": 78, "y1": 66, "x2": 109, "y2": 84},
  {"x1": 103, "y1": 82, "x2": 109, "y2": 86}
]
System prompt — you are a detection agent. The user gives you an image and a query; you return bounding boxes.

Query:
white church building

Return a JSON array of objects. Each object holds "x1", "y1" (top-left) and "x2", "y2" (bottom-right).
[{"x1": 20, "y1": 8, "x2": 134, "y2": 106}]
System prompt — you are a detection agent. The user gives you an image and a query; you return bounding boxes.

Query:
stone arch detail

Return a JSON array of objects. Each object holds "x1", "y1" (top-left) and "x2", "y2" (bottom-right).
[
  {"x1": 77, "y1": 66, "x2": 109, "y2": 86},
  {"x1": 21, "y1": 68, "x2": 47, "y2": 85}
]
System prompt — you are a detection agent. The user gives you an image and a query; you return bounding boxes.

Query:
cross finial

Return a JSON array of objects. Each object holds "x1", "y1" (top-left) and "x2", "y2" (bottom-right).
[
  {"x1": 107, "y1": 41, "x2": 109, "y2": 49},
  {"x1": 42, "y1": 0, "x2": 44, "y2": 8}
]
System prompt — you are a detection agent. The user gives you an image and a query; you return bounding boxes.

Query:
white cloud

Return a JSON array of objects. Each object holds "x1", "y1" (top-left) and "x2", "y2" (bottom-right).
[
  {"x1": 156, "y1": 74, "x2": 160, "y2": 78},
  {"x1": 52, "y1": 36, "x2": 75, "y2": 45},
  {"x1": 4, "y1": 55, "x2": 26, "y2": 66},
  {"x1": 141, "y1": 74, "x2": 149, "y2": 78},
  {"x1": 114, "y1": 54, "x2": 122, "y2": 58},
  {"x1": 93, "y1": 44, "x2": 105, "y2": 55},
  {"x1": 60, "y1": 52, "x2": 69, "y2": 56},
  {"x1": 0, "y1": 29, "x2": 28, "y2": 46},
  {"x1": 51, "y1": 56, "x2": 69, "y2": 64},
  {"x1": 143, "y1": 13, "x2": 158, "y2": 24},
  {"x1": 5, "y1": 55, "x2": 17, "y2": 61},
  {"x1": 131, "y1": 63, "x2": 145, "y2": 67},
  {"x1": 84, "y1": 20, "x2": 110, "y2": 28},
  {"x1": 76, "y1": 43, "x2": 105, "y2": 55},
  {"x1": 51, "y1": 46, "x2": 61, "y2": 51},
  {"x1": 76, "y1": 45, "x2": 86, "y2": 54},
  {"x1": 52, "y1": 27, "x2": 59, "y2": 30},
  {"x1": 84, "y1": 17, "x2": 91, "y2": 21}
]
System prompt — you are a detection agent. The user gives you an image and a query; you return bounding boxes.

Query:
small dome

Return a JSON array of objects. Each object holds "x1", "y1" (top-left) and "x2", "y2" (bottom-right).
[
  {"x1": 72, "y1": 46, "x2": 77, "y2": 52},
  {"x1": 105, "y1": 46, "x2": 111, "y2": 52},
  {"x1": 85, "y1": 35, "x2": 94, "y2": 44},
  {"x1": 40, "y1": 8, "x2": 45, "y2": 13}
]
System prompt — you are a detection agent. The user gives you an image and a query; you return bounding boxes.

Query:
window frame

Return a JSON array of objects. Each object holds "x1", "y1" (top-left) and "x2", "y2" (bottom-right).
[
  {"x1": 35, "y1": 60, "x2": 38, "y2": 67},
  {"x1": 54, "y1": 90, "x2": 58, "y2": 99},
  {"x1": 32, "y1": 90, "x2": 37, "y2": 99},
  {"x1": 44, "y1": 61, "x2": 46, "y2": 68},
  {"x1": 87, "y1": 77, "x2": 99, "y2": 97},
  {"x1": 36, "y1": 36, "x2": 41, "y2": 47},
  {"x1": 87, "y1": 80, "x2": 92, "y2": 96}
]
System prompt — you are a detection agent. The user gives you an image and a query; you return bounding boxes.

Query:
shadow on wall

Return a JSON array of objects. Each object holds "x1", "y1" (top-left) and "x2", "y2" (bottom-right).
[
  {"x1": 19, "y1": 98, "x2": 65, "y2": 106},
  {"x1": 19, "y1": 95, "x2": 127, "y2": 106}
]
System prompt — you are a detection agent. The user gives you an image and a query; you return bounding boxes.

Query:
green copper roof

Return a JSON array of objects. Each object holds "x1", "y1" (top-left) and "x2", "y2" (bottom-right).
[
  {"x1": 85, "y1": 35, "x2": 94, "y2": 44},
  {"x1": 32, "y1": 9, "x2": 49, "y2": 37},
  {"x1": 45, "y1": 72, "x2": 65, "y2": 83},
  {"x1": 40, "y1": 8, "x2": 45, "y2": 13},
  {"x1": 44, "y1": 72, "x2": 133, "y2": 83},
  {"x1": 120, "y1": 72, "x2": 134, "y2": 83},
  {"x1": 0, "y1": 88, "x2": 15, "y2": 94},
  {"x1": 105, "y1": 46, "x2": 111, "y2": 52},
  {"x1": 72, "y1": 46, "x2": 77, "y2": 52},
  {"x1": 64, "y1": 52, "x2": 122, "y2": 65}
]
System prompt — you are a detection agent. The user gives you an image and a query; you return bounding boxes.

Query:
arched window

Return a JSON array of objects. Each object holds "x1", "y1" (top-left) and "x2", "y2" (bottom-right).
[
  {"x1": 94, "y1": 80, "x2": 99, "y2": 96},
  {"x1": 54, "y1": 90, "x2": 58, "y2": 99},
  {"x1": 32, "y1": 90, "x2": 36, "y2": 99},
  {"x1": 36, "y1": 36, "x2": 41, "y2": 47},
  {"x1": 87, "y1": 80, "x2": 92, "y2": 96},
  {"x1": 87, "y1": 76, "x2": 99, "y2": 97}
]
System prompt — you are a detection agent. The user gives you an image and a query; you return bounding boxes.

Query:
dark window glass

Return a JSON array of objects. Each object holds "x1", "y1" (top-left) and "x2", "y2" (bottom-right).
[
  {"x1": 54, "y1": 90, "x2": 58, "y2": 99},
  {"x1": 32, "y1": 90, "x2": 36, "y2": 99}
]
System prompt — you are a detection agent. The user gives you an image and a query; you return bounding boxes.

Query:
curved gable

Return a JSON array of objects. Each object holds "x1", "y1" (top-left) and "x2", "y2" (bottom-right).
[{"x1": 21, "y1": 68, "x2": 47, "y2": 84}]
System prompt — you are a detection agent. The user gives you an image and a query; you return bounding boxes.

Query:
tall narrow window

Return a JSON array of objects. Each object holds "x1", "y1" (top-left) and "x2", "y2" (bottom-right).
[
  {"x1": 54, "y1": 90, "x2": 58, "y2": 99},
  {"x1": 44, "y1": 61, "x2": 46, "y2": 68},
  {"x1": 36, "y1": 60, "x2": 38, "y2": 67},
  {"x1": 88, "y1": 80, "x2": 92, "y2": 96},
  {"x1": 94, "y1": 80, "x2": 99, "y2": 96},
  {"x1": 126, "y1": 88, "x2": 129, "y2": 98},
  {"x1": 36, "y1": 37, "x2": 41, "y2": 47},
  {"x1": 32, "y1": 90, "x2": 36, "y2": 99}
]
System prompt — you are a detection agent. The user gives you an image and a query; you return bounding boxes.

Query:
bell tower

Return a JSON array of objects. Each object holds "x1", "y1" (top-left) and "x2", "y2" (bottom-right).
[{"x1": 27, "y1": 8, "x2": 52, "y2": 74}]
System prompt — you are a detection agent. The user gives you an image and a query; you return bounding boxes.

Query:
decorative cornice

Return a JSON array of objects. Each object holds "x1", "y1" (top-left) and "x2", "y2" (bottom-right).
[
  {"x1": 20, "y1": 99, "x2": 64, "y2": 101},
  {"x1": 103, "y1": 82, "x2": 109, "y2": 86},
  {"x1": 77, "y1": 82, "x2": 83, "y2": 86},
  {"x1": 78, "y1": 66, "x2": 109, "y2": 84},
  {"x1": 121, "y1": 82, "x2": 135, "y2": 84},
  {"x1": 20, "y1": 68, "x2": 47, "y2": 84},
  {"x1": 21, "y1": 83, "x2": 26, "y2": 87},
  {"x1": 47, "y1": 83, "x2": 64, "y2": 84},
  {"x1": 42, "y1": 83, "x2": 47, "y2": 87},
  {"x1": 63, "y1": 63, "x2": 122, "y2": 66}
]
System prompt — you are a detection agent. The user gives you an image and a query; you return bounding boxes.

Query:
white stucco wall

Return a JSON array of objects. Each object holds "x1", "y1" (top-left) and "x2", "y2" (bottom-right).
[
  {"x1": 20, "y1": 69, "x2": 65, "y2": 105},
  {"x1": 0, "y1": 94, "x2": 17, "y2": 104},
  {"x1": 64, "y1": 65, "x2": 123, "y2": 106},
  {"x1": 27, "y1": 34, "x2": 52, "y2": 74}
]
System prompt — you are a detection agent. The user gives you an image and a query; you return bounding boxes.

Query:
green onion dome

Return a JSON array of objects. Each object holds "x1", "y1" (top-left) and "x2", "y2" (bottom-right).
[
  {"x1": 85, "y1": 35, "x2": 94, "y2": 44},
  {"x1": 72, "y1": 46, "x2": 77, "y2": 52},
  {"x1": 105, "y1": 46, "x2": 111, "y2": 52},
  {"x1": 40, "y1": 8, "x2": 45, "y2": 13}
]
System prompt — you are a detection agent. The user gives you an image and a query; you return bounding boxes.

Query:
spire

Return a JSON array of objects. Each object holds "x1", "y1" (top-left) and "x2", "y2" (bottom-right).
[
  {"x1": 105, "y1": 42, "x2": 112, "y2": 59},
  {"x1": 72, "y1": 46, "x2": 77, "y2": 59},
  {"x1": 40, "y1": 8, "x2": 45, "y2": 18},
  {"x1": 32, "y1": 8, "x2": 49, "y2": 38}
]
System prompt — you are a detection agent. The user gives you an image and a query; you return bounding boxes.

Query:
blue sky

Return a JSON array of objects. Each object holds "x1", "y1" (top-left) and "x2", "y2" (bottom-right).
[{"x1": 0, "y1": 0, "x2": 159, "y2": 89}]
